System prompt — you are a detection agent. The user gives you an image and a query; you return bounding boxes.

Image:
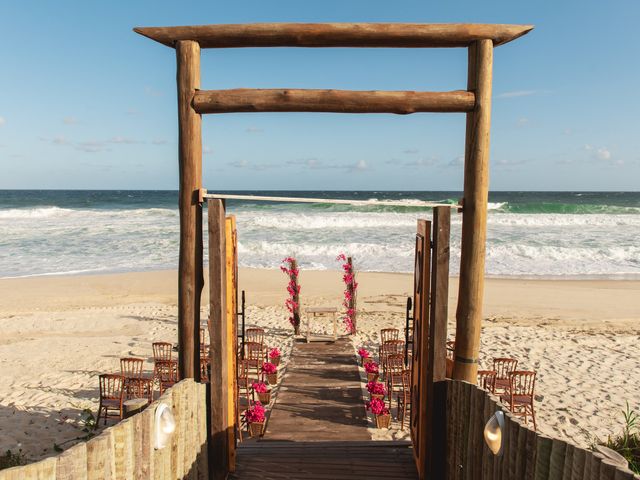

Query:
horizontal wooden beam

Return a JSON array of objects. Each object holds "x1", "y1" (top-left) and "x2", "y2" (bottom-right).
[
  {"x1": 133, "y1": 23, "x2": 533, "y2": 49},
  {"x1": 193, "y1": 89, "x2": 475, "y2": 114}
]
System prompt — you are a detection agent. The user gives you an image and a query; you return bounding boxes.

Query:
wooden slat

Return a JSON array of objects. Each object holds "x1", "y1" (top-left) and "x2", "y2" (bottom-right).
[
  {"x1": 453, "y1": 38, "x2": 494, "y2": 382},
  {"x1": 86, "y1": 431, "x2": 114, "y2": 480},
  {"x1": 562, "y1": 444, "x2": 575, "y2": 480},
  {"x1": 111, "y1": 418, "x2": 133, "y2": 480},
  {"x1": 197, "y1": 382, "x2": 209, "y2": 479},
  {"x1": 208, "y1": 199, "x2": 229, "y2": 479},
  {"x1": 133, "y1": 22, "x2": 533, "y2": 49},
  {"x1": 570, "y1": 447, "x2": 587, "y2": 480},
  {"x1": 56, "y1": 442, "x2": 88, "y2": 480},
  {"x1": 193, "y1": 88, "x2": 475, "y2": 114},
  {"x1": 534, "y1": 435, "x2": 553, "y2": 480},
  {"x1": 549, "y1": 438, "x2": 567, "y2": 479},
  {"x1": 176, "y1": 39, "x2": 204, "y2": 381},
  {"x1": 225, "y1": 215, "x2": 238, "y2": 472}
]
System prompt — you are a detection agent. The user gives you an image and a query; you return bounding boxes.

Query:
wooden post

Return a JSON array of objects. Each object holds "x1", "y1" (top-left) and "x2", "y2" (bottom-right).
[
  {"x1": 291, "y1": 259, "x2": 301, "y2": 335},
  {"x1": 225, "y1": 216, "x2": 238, "y2": 471},
  {"x1": 454, "y1": 39, "x2": 493, "y2": 383},
  {"x1": 347, "y1": 256, "x2": 357, "y2": 333},
  {"x1": 425, "y1": 207, "x2": 451, "y2": 478},
  {"x1": 208, "y1": 199, "x2": 229, "y2": 479},
  {"x1": 176, "y1": 39, "x2": 203, "y2": 381}
]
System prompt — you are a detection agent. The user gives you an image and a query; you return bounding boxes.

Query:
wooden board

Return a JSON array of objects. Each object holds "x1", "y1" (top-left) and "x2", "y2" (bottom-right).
[{"x1": 225, "y1": 215, "x2": 238, "y2": 471}]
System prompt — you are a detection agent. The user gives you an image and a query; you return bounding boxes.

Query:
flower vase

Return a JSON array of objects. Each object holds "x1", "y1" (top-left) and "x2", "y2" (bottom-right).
[
  {"x1": 367, "y1": 372, "x2": 379, "y2": 383},
  {"x1": 257, "y1": 391, "x2": 271, "y2": 404},
  {"x1": 371, "y1": 393, "x2": 384, "y2": 401},
  {"x1": 266, "y1": 373, "x2": 278, "y2": 385},
  {"x1": 271, "y1": 356, "x2": 281, "y2": 367},
  {"x1": 249, "y1": 421, "x2": 264, "y2": 437},
  {"x1": 376, "y1": 413, "x2": 391, "y2": 429}
]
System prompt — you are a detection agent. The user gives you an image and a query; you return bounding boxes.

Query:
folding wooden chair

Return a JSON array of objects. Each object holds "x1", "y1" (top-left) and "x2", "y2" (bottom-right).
[{"x1": 98, "y1": 373, "x2": 124, "y2": 425}]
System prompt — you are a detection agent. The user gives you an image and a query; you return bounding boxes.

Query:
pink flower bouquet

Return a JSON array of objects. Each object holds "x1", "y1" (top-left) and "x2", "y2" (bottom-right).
[
  {"x1": 252, "y1": 382, "x2": 269, "y2": 394},
  {"x1": 261, "y1": 362, "x2": 277, "y2": 375},
  {"x1": 366, "y1": 398, "x2": 389, "y2": 416},
  {"x1": 357, "y1": 348, "x2": 370, "y2": 359},
  {"x1": 364, "y1": 361, "x2": 379, "y2": 374},
  {"x1": 269, "y1": 347, "x2": 281, "y2": 359},
  {"x1": 366, "y1": 381, "x2": 386, "y2": 396},
  {"x1": 245, "y1": 401, "x2": 266, "y2": 424}
]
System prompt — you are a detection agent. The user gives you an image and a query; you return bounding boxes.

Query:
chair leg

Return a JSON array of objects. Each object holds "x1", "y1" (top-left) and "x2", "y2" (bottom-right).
[{"x1": 530, "y1": 404, "x2": 537, "y2": 431}]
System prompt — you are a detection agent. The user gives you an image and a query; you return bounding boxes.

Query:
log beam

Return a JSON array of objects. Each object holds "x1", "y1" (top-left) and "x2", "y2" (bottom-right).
[
  {"x1": 176, "y1": 40, "x2": 203, "y2": 381},
  {"x1": 193, "y1": 89, "x2": 475, "y2": 114},
  {"x1": 454, "y1": 40, "x2": 493, "y2": 383},
  {"x1": 134, "y1": 23, "x2": 533, "y2": 49}
]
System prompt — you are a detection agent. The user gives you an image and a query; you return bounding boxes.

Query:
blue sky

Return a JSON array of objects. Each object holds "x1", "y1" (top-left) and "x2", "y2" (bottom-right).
[{"x1": 0, "y1": 0, "x2": 638, "y2": 191}]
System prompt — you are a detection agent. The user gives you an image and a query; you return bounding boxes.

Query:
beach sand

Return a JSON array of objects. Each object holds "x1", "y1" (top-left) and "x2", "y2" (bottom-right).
[{"x1": 0, "y1": 269, "x2": 638, "y2": 461}]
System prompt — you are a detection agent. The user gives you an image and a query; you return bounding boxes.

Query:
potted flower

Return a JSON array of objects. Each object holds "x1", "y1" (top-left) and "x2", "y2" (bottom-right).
[
  {"x1": 252, "y1": 381, "x2": 271, "y2": 404},
  {"x1": 366, "y1": 381, "x2": 386, "y2": 401},
  {"x1": 245, "y1": 401, "x2": 266, "y2": 436},
  {"x1": 269, "y1": 347, "x2": 282, "y2": 367},
  {"x1": 367, "y1": 398, "x2": 391, "y2": 429},
  {"x1": 262, "y1": 362, "x2": 278, "y2": 385},
  {"x1": 357, "y1": 348, "x2": 370, "y2": 366},
  {"x1": 364, "y1": 361, "x2": 379, "y2": 382}
]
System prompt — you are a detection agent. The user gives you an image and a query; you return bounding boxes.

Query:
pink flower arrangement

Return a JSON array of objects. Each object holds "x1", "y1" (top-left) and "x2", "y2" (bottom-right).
[
  {"x1": 281, "y1": 257, "x2": 301, "y2": 330},
  {"x1": 252, "y1": 382, "x2": 269, "y2": 394},
  {"x1": 336, "y1": 253, "x2": 358, "y2": 333},
  {"x1": 269, "y1": 347, "x2": 281, "y2": 359},
  {"x1": 261, "y1": 362, "x2": 277, "y2": 375},
  {"x1": 366, "y1": 381, "x2": 386, "y2": 396},
  {"x1": 357, "y1": 348, "x2": 370, "y2": 359},
  {"x1": 364, "y1": 361, "x2": 379, "y2": 374},
  {"x1": 245, "y1": 402, "x2": 266, "y2": 423},
  {"x1": 366, "y1": 398, "x2": 389, "y2": 416}
]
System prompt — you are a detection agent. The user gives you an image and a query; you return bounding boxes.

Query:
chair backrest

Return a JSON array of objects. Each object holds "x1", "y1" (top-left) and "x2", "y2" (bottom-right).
[
  {"x1": 493, "y1": 358, "x2": 518, "y2": 380},
  {"x1": 99, "y1": 373, "x2": 124, "y2": 400},
  {"x1": 509, "y1": 371, "x2": 536, "y2": 397},
  {"x1": 120, "y1": 357, "x2": 144, "y2": 379},
  {"x1": 200, "y1": 327, "x2": 209, "y2": 346},
  {"x1": 380, "y1": 328, "x2": 400, "y2": 344},
  {"x1": 382, "y1": 339, "x2": 405, "y2": 357},
  {"x1": 200, "y1": 358, "x2": 210, "y2": 382},
  {"x1": 238, "y1": 359, "x2": 250, "y2": 378},
  {"x1": 245, "y1": 341, "x2": 263, "y2": 361},
  {"x1": 477, "y1": 370, "x2": 497, "y2": 391},
  {"x1": 386, "y1": 354, "x2": 405, "y2": 375},
  {"x1": 152, "y1": 342, "x2": 173, "y2": 362},
  {"x1": 400, "y1": 369, "x2": 412, "y2": 393},
  {"x1": 246, "y1": 328, "x2": 265, "y2": 345},
  {"x1": 155, "y1": 360, "x2": 178, "y2": 382}
]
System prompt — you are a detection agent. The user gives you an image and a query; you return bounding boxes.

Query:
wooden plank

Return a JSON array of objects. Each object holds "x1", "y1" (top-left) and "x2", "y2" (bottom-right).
[
  {"x1": 453, "y1": 38, "x2": 494, "y2": 383},
  {"x1": 171, "y1": 382, "x2": 183, "y2": 480},
  {"x1": 225, "y1": 216, "x2": 238, "y2": 472},
  {"x1": 589, "y1": 452, "x2": 605, "y2": 480},
  {"x1": 208, "y1": 199, "x2": 229, "y2": 479},
  {"x1": 56, "y1": 442, "x2": 88, "y2": 480},
  {"x1": 570, "y1": 447, "x2": 587, "y2": 480},
  {"x1": 549, "y1": 438, "x2": 567, "y2": 480},
  {"x1": 562, "y1": 444, "x2": 575, "y2": 480},
  {"x1": 86, "y1": 431, "x2": 114, "y2": 480},
  {"x1": 515, "y1": 422, "x2": 528, "y2": 480},
  {"x1": 426, "y1": 207, "x2": 451, "y2": 479},
  {"x1": 152, "y1": 396, "x2": 172, "y2": 480},
  {"x1": 524, "y1": 426, "x2": 538, "y2": 480},
  {"x1": 133, "y1": 22, "x2": 534, "y2": 49},
  {"x1": 197, "y1": 382, "x2": 209, "y2": 479},
  {"x1": 193, "y1": 88, "x2": 475, "y2": 114},
  {"x1": 534, "y1": 435, "x2": 553, "y2": 480},
  {"x1": 506, "y1": 413, "x2": 520, "y2": 480},
  {"x1": 481, "y1": 388, "x2": 493, "y2": 479},
  {"x1": 111, "y1": 419, "x2": 134, "y2": 480},
  {"x1": 176, "y1": 39, "x2": 204, "y2": 381}
]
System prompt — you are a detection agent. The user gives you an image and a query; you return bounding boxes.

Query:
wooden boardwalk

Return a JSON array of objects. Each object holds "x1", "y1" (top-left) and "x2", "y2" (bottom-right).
[{"x1": 230, "y1": 338, "x2": 418, "y2": 479}]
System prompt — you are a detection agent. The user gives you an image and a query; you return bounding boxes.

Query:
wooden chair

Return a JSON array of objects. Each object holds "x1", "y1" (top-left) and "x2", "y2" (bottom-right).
[
  {"x1": 244, "y1": 341, "x2": 264, "y2": 378},
  {"x1": 477, "y1": 370, "x2": 497, "y2": 391},
  {"x1": 385, "y1": 353, "x2": 405, "y2": 409},
  {"x1": 397, "y1": 369, "x2": 412, "y2": 430},
  {"x1": 152, "y1": 342, "x2": 173, "y2": 383},
  {"x1": 500, "y1": 371, "x2": 537, "y2": 430},
  {"x1": 155, "y1": 360, "x2": 178, "y2": 395},
  {"x1": 98, "y1": 373, "x2": 124, "y2": 425},
  {"x1": 237, "y1": 359, "x2": 252, "y2": 407},
  {"x1": 200, "y1": 327, "x2": 209, "y2": 347},
  {"x1": 381, "y1": 340, "x2": 404, "y2": 379},
  {"x1": 120, "y1": 357, "x2": 152, "y2": 403},
  {"x1": 246, "y1": 327, "x2": 268, "y2": 360},
  {"x1": 379, "y1": 328, "x2": 400, "y2": 358},
  {"x1": 492, "y1": 358, "x2": 518, "y2": 394}
]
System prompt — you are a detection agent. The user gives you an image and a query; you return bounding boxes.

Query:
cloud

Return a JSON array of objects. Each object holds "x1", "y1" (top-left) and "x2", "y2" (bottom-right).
[
  {"x1": 516, "y1": 117, "x2": 529, "y2": 127},
  {"x1": 494, "y1": 158, "x2": 529, "y2": 169},
  {"x1": 228, "y1": 159, "x2": 278, "y2": 171},
  {"x1": 403, "y1": 148, "x2": 419, "y2": 154},
  {"x1": 496, "y1": 90, "x2": 538, "y2": 99},
  {"x1": 63, "y1": 116, "x2": 78, "y2": 125},
  {"x1": 349, "y1": 159, "x2": 369, "y2": 172},
  {"x1": 388, "y1": 157, "x2": 438, "y2": 168},
  {"x1": 144, "y1": 86, "x2": 163, "y2": 97},
  {"x1": 0, "y1": 116, "x2": 6, "y2": 127},
  {"x1": 245, "y1": 127, "x2": 263, "y2": 134},
  {"x1": 151, "y1": 138, "x2": 168, "y2": 145},
  {"x1": 444, "y1": 156, "x2": 464, "y2": 168},
  {"x1": 287, "y1": 158, "x2": 321, "y2": 169},
  {"x1": 584, "y1": 144, "x2": 621, "y2": 166},
  {"x1": 108, "y1": 136, "x2": 143, "y2": 145},
  {"x1": 76, "y1": 141, "x2": 111, "y2": 153}
]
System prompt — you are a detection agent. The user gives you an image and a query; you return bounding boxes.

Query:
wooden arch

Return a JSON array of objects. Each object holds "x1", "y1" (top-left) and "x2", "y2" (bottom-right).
[{"x1": 134, "y1": 22, "x2": 532, "y2": 478}]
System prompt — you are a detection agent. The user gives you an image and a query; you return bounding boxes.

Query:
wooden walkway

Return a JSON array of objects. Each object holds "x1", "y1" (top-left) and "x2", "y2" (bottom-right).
[{"x1": 230, "y1": 338, "x2": 418, "y2": 479}]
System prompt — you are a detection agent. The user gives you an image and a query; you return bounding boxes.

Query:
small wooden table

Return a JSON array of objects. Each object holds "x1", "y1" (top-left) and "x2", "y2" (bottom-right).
[{"x1": 306, "y1": 307, "x2": 338, "y2": 343}]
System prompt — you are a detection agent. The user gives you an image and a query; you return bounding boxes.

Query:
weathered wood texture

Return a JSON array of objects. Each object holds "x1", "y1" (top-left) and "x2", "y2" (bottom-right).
[
  {"x1": 176, "y1": 39, "x2": 203, "y2": 381},
  {"x1": 443, "y1": 379, "x2": 640, "y2": 480},
  {"x1": 424, "y1": 206, "x2": 451, "y2": 479},
  {"x1": 225, "y1": 215, "x2": 238, "y2": 471},
  {"x1": 0, "y1": 380, "x2": 208, "y2": 480},
  {"x1": 208, "y1": 199, "x2": 229, "y2": 479},
  {"x1": 454, "y1": 39, "x2": 494, "y2": 383},
  {"x1": 229, "y1": 441, "x2": 418, "y2": 479},
  {"x1": 193, "y1": 89, "x2": 475, "y2": 114},
  {"x1": 134, "y1": 23, "x2": 533, "y2": 49}
]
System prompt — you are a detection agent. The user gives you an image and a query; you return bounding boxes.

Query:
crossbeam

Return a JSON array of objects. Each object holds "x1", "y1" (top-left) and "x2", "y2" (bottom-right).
[
  {"x1": 202, "y1": 192, "x2": 459, "y2": 209},
  {"x1": 193, "y1": 89, "x2": 475, "y2": 114},
  {"x1": 133, "y1": 23, "x2": 533, "y2": 49}
]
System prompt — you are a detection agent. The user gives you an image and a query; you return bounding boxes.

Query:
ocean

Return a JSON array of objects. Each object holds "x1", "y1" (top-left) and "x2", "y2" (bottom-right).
[{"x1": 1, "y1": 190, "x2": 639, "y2": 279}]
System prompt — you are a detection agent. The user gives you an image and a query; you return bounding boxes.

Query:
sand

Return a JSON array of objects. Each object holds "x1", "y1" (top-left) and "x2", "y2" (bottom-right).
[{"x1": 0, "y1": 269, "x2": 638, "y2": 462}]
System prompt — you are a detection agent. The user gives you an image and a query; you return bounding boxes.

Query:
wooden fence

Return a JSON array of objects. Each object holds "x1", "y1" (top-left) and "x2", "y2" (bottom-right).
[
  {"x1": 0, "y1": 379, "x2": 208, "y2": 480},
  {"x1": 445, "y1": 379, "x2": 639, "y2": 480}
]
